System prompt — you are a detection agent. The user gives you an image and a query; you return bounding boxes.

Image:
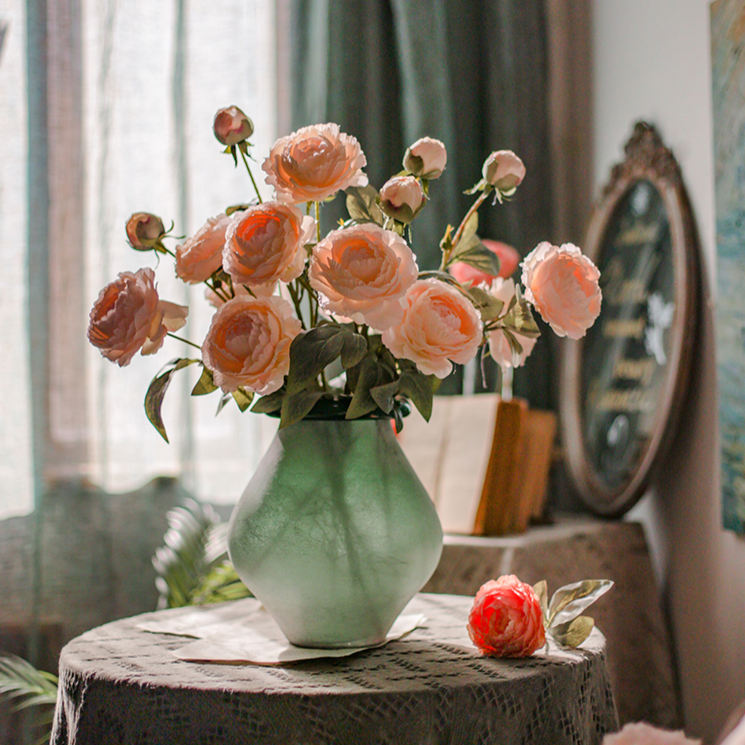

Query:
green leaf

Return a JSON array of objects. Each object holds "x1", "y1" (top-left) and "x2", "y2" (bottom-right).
[
  {"x1": 341, "y1": 331, "x2": 368, "y2": 369},
  {"x1": 279, "y1": 388, "x2": 324, "y2": 429},
  {"x1": 502, "y1": 297, "x2": 541, "y2": 338},
  {"x1": 345, "y1": 184, "x2": 384, "y2": 226},
  {"x1": 347, "y1": 356, "x2": 394, "y2": 419},
  {"x1": 533, "y1": 580, "x2": 549, "y2": 625},
  {"x1": 451, "y1": 241, "x2": 501, "y2": 275},
  {"x1": 458, "y1": 211, "x2": 479, "y2": 248},
  {"x1": 547, "y1": 579, "x2": 614, "y2": 627},
  {"x1": 191, "y1": 366, "x2": 218, "y2": 396},
  {"x1": 251, "y1": 388, "x2": 285, "y2": 414},
  {"x1": 468, "y1": 286, "x2": 505, "y2": 322},
  {"x1": 439, "y1": 224, "x2": 454, "y2": 254},
  {"x1": 417, "y1": 270, "x2": 464, "y2": 289},
  {"x1": 231, "y1": 387, "x2": 254, "y2": 412},
  {"x1": 398, "y1": 367, "x2": 438, "y2": 422},
  {"x1": 502, "y1": 328, "x2": 524, "y2": 363},
  {"x1": 369, "y1": 380, "x2": 400, "y2": 414},
  {"x1": 550, "y1": 616, "x2": 595, "y2": 648},
  {"x1": 215, "y1": 391, "x2": 233, "y2": 416},
  {"x1": 225, "y1": 203, "x2": 252, "y2": 216},
  {"x1": 189, "y1": 560, "x2": 253, "y2": 605},
  {"x1": 145, "y1": 358, "x2": 200, "y2": 442},
  {"x1": 287, "y1": 325, "x2": 347, "y2": 393}
]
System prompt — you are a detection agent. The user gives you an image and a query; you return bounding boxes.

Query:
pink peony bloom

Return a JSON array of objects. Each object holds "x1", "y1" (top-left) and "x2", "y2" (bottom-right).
[
  {"x1": 87, "y1": 267, "x2": 188, "y2": 366},
  {"x1": 467, "y1": 575, "x2": 546, "y2": 657},
  {"x1": 262, "y1": 123, "x2": 368, "y2": 204},
  {"x1": 521, "y1": 242, "x2": 602, "y2": 340},
  {"x1": 175, "y1": 213, "x2": 231, "y2": 284},
  {"x1": 482, "y1": 150, "x2": 526, "y2": 192},
  {"x1": 381, "y1": 278, "x2": 482, "y2": 378},
  {"x1": 223, "y1": 202, "x2": 315, "y2": 292},
  {"x1": 450, "y1": 239, "x2": 520, "y2": 286},
  {"x1": 486, "y1": 278, "x2": 537, "y2": 368},
  {"x1": 201, "y1": 295, "x2": 302, "y2": 395},
  {"x1": 125, "y1": 212, "x2": 165, "y2": 251},
  {"x1": 308, "y1": 223, "x2": 418, "y2": 330},
  {"x1": 379, "y1": 175, "x2": 425, "y2": 223},
  {"x1": 403, "y1": 136, "x2": 447, "y2": 179},
  {"x1": 602, "y1": 723, "x2": 701, "y2": 745},
  {"x1": 213, "y1": 106, "x2": 254, "y2": 147}
]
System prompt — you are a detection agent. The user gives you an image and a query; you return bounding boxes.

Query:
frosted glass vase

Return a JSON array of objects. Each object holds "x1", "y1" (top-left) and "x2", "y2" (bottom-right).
[{"x1": 227, "y1": 406, "x2": 443, "y2": 648}]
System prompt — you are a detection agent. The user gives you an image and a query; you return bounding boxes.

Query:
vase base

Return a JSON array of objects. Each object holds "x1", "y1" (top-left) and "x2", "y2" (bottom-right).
[{"x1": 288, "y1": 634, "x2": 387, "y2": 650}]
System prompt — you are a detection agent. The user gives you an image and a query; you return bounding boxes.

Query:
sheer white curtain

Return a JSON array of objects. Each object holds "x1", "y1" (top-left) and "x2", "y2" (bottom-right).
[{"x1": 0, "y1": 0, "x2": 280, "y2": 519}]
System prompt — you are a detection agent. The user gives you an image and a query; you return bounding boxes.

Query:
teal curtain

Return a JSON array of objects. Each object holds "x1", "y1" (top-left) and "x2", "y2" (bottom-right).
[{"x1": 289, "y1": 0, "x2": 556, "y2": 408}]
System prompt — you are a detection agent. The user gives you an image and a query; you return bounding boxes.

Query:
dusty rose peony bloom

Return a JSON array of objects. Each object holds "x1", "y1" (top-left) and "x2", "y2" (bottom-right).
[
  {"x1": 126, "y1": 213, "x2": 166, "y2": 251},
  {"x1": 602, "y1": 723, "x2": 701, "y2": 745},
  {"x1": 213, "y1": 106, "x2": 254, "y2": 147},
  {"x1": 379, "y1": 176, "x2": 425, "y2": 223},
  {"x1": 381, "y1": 279, "x2": 481, "y2": 378},
  {"x1": 467, "y1": 575, "x2": 546, "y2": 657},
  {"x1": 175, "y1": 213, "x2": 231, "y2": 284},
  {"x1": 223, "y1": 202, "x2": 315, "y2": 292},
  {"x1": 521, "y1": 242, "x2": 602, "y2": 340},
  {"x1": 482, "y1": 150, "x2": 526, "y2": 192},
  {"x1": 450, "y1": 239, "x2": 520, "y2": 286},
  {"x1": 403, "y1": 136, "x2": 447, "y2": 179},
  {"x1": 87, "y1": 267, "x2": 188, "y2": 367},
  {"x1": 486, "y1": 278, "x2": 537, "y2": 369},
  {"x1": 308, "y1": 223, "x2": 418, "y2": 330},
  {"x1": 201, "y1": 295, "x2": 302, "y2": 395},
  {"x1": 262, "y1": 123, "x2": 368, "y2": 204}
]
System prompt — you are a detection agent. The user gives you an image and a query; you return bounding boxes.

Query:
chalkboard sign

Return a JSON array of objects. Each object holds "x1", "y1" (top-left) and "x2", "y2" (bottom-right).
[{"x1": 560, "y1": 123, "x2": 699, "y2": 516}]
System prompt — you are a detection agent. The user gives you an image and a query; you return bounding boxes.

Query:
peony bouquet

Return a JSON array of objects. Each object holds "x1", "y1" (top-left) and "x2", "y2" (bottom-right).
[{"x1": 87, "y1": 106, "x2": 602, "y2": 440}]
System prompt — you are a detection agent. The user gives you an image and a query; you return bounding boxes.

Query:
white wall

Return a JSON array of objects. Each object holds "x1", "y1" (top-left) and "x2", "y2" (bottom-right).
[{"x1": 592, "y1": 2, "x2": 745, "y2": 742}]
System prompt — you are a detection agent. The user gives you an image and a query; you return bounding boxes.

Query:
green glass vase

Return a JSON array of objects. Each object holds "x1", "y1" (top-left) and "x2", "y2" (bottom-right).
[{"x1": 227, "y1": 404, "x2": 443, "y2": 648}]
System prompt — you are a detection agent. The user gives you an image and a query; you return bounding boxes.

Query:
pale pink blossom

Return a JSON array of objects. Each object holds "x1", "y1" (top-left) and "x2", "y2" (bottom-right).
[
  {"x1": 308, "y1": 223, "x2": 418, "y2": 330},
  {"x1": 467, "y1": 575, "x2": 546, "y2": 657},
  {"x1": 381, "y1": 278, "x2": 481, "y2": 378},
  {"x1": 125, "y1": 212, "x2": 165, "y2": 251},
  {"x1": 403, "y1": 136, "x2": 447, "y2": 179},
  {"x1": 486, "y1": 278, "x2": 537, "y2": 368},
  {"x1": 201, "y1": 295, "x2": 302, "y2": 395},
  {"x1": 262, "y1": 123, "x2": 367, "y2": 204},
  {"x1": 213, "y1": 106, "x2": 254, "y2": 147},
  {"x1": 175, "y1": 213, "x2": 231, "y2": 284},
  {"x1": 450, "y1": 239, "x2": 520, "y2": 286},
  {"x1": 87, "y1": 267, "x2": 188, "y2": 366},
  {"x1": 602, "y1": 723, "x2": 701, "y2": 745},
  {"x1": 521, "y1": 242, "x2": 601, "y2": 340},
  {"x1": 482, "y1": 150, "x2": 526, "y2": 192},
  {"x1": 379, "y1": 176, "x2": 425, "y2": 223},
  {"x1": 223, "y1": 202, "x2": 315, "y2": 292}
]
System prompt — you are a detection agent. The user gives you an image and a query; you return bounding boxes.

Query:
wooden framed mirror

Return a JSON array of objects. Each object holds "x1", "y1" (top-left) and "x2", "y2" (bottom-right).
[{"x1": 560, "y1": 122, "x2": 699, "y2": 516}]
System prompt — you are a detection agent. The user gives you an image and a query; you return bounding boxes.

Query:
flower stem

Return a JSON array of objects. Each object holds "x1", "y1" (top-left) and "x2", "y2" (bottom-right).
[
  {"x1": 440, "y1": 191, "x2": 489, "y2": 270},
  {"x1": 315, "y1": 202, "x2": 321, "y2": 243},
  {"x1": 167, "y1": 332, "x2": 202, "y2": 351},
  {"x1": 239, "y1": 147, "x2": 263, "y2": 204}
]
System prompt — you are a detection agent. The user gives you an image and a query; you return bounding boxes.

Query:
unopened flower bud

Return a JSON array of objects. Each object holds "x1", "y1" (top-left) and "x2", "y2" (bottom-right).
[
  {"x1": 213, "y1": 106, "x2": 254, "y2": 147},
  {"x1": 403, "y1": 137, "x2": 447, "y2": 180},
  {"x1": 482, "y1": 150, "x2": 526, "y2": 193},
  {"x1": 125, "y1": 212, "x2": 166, "y2": 251},
  {"x1": 379, "y1": 176, "x2": 425, "y2": 223}
]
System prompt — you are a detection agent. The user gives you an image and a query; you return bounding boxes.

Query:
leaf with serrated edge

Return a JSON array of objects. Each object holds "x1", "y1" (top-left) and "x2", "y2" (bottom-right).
[
  {"x1": 533, "y1": 580, "x2": 549, "y2": 625},
  {"x1": 550, "y1": 616, "x2": 595, "y2": 648},
  {"x1": 279, "y1": 389, "x2": 324, "y2": 429},
  {"x1": 145, "y1": 358, "x2": 199, "y2": 442},
  {"x1": 548, "y1": 580, "x2": 614, "y2": 627},
  {"x1": 192, "y1": 366, "x2": 218, "y2": 396}
]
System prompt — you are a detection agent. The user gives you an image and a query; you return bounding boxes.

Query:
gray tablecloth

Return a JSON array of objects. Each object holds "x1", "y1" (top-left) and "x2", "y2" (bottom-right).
[{"x1": 51, "y1": 593, "x2": 618, "y2": 745}]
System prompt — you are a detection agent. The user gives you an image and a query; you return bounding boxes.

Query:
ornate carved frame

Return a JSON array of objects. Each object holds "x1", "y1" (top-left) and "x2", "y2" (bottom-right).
[{"x1": 559, "y1": 122, "x2": 700, "y2": 516}]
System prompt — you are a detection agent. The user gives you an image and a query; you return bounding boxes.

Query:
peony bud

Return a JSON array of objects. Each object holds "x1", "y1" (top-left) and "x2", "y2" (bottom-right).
[
  {"x1": 125, "y1": 213, "x2": 166, "y2": 251},
  {"x1": 403, "y1": 137, "x2": 447, "y2": 179},
  {"x1": 213, "y1": 106, "x2": 254, "y2": 147},
  {"x1": 482, "y1": 150, "x2": 526, "y2": 193},
  {"x1": 379, "y1": 176, "x2": 425, "y2": 223}
]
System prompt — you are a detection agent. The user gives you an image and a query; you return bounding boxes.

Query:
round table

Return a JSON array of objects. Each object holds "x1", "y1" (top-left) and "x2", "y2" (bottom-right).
[{"x1": 51, "y1": 594, "x2": 618, "y2": 745}]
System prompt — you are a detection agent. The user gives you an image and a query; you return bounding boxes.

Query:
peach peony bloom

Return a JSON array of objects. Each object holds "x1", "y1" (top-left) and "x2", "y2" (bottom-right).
[
  {"x1": 201, "y1": 295, "x2": 301, "y2": 395},
  {"x1": 175, "y1": 213, "x2": 231, "y2": 284},
  {"x1": 450, "y1": 239, "x2": 520, "y2": 286},
  {"x1": 213, "y1": 106, "x2": 254, "y2": 147},
  {"x1": 482, "y1": 150, "x2": 526, "y2": 192},
  {"x1": 126, "y1": 212, "x2": 165, "y2": 251},
  {"x1": 379, "y1": 175, "x2": 425, "y2": 223},
  {"x1": 467, "y1": 575, "x2": 546, "y2": 657},
  {"x1": 602, "y1": 723, "x2": 701, "y2": 745},
  {"x1": 223, "y1": 202, "x2": 315, "y2": 292},
  {"x1": 88, "y1": 267, "x2": 188, "y2": 367},
  {"x1": 381, "y1": 278, "x2": 482, "y2": 378},
  {"x1": 486, "y1": 278, "x2": 537, "y2": 368},
  {"x1": 262, "y1": 123, "x2": 368, "y2": 204},
  {"x1": 403, "y1": 136, "x2": 447, "y2": 179},
  {"x1": 308, "y1": 223, "x2": 418, "y2": 330},
  {"x1": 521, "y1": 242, "x2": 602, "y2": 340}
]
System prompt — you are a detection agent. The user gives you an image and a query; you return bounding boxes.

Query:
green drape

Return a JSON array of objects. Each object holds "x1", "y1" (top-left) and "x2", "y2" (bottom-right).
[{"x1": 289, "y1": 0, "x2": 556, "y2": 409}]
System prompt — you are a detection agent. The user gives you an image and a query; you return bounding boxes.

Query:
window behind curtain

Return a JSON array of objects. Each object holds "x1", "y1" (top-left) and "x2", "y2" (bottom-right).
[{"x1": 0, "y1": 0, "x2": 280, "y2": 519}]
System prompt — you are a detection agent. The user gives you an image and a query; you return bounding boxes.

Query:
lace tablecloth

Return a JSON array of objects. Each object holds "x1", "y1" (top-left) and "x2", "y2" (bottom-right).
[{"x1": 51, "y1": 593, "x2": 618, "y2": 745}]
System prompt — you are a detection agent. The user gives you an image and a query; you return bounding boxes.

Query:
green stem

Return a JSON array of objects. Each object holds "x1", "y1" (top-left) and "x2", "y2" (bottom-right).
[
  {"x1": 167, "y1": 332, "x2": 202, "y2": 351},
  {"x1": 286, "y1": 281, "x2": 307, "y2": 329},
  {"x1": 239, "y1": 147, "x2": 263, "y2": 204},
  {"x1": 440, "y1": 191, "x2": 489, "y2": 270},
  {"x1": 314, "y1": 202, "x2": 321, "y2": 243},
  {"x1": 205, "y1": 279, "x2": 230, "y2": 303}
]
